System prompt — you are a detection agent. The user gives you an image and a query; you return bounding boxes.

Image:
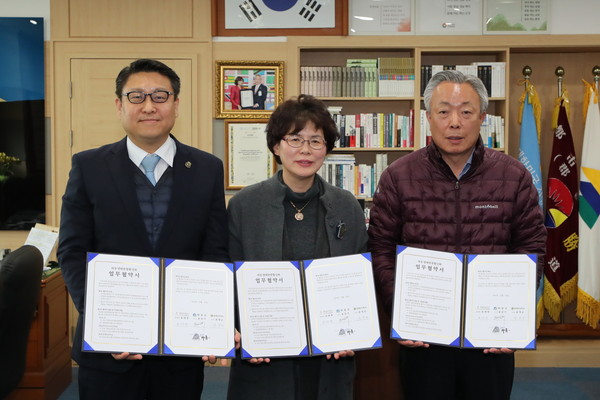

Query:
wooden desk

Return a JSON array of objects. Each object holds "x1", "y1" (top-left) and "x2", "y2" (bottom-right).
[{"x1": 6, "y1": 269, "x2": 72, "y2": 400}]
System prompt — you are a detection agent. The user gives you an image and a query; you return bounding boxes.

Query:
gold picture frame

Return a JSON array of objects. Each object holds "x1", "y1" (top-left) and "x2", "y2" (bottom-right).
[{"x1": 216, "y1": 60, "x2": 284, "y2": 119}]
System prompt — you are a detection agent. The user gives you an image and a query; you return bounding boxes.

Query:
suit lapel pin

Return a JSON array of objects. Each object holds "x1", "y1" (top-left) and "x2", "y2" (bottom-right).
[{"x1": 185, "y1": 161, "x2": 192, "y2": 168}]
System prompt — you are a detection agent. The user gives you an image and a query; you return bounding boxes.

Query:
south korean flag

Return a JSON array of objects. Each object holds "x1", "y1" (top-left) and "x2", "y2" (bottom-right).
[{"x1": 226, "y1": 0, "x2": 335, "y2": 29}]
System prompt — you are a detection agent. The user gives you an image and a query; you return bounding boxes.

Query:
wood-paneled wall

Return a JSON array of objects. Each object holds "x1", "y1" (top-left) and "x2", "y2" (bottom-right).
[{"x1": 2, "y1": 3, "x2": 599, "y2": 379}]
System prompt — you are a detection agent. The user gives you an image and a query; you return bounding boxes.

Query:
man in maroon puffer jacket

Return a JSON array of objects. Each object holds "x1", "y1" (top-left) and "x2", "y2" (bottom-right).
[{"x1": 368, "y1": 70, "x2": 546, "y2": 400}]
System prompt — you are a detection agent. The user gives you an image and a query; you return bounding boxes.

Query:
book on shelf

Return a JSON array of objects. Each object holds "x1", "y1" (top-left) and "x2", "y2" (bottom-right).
[
  {"x1": 301, "y1": 63, "x2": 378, "y2": 98},
  {"x1": 472, "y1": 62, "x2": 506, "y2": 98},
  {"x1": 419, "y1": 110, "x2": 504, "y2": 150},
  {"x1": 420, "y1": 62, "x2": 505, "y2": 98},
  {"x1": 419, "y1": 110, "x2": 432, "y2": 148},
  {"x1": 481, "y1": 114, "x2": 505, "y2": 149},
  {"x1": 346, "y1": 58, "x2": 378, "y2": 67},
  {"x1": 391, "y1": 246, "x2": 537, "y2": 350},
  {"x1": 235, "y1": 253, "x2": 382, "y2": 359},
  {"x1": 319, "y1": 153, "x2": 356, "y2": 192},
  {"x1": 378, "y1": 57, "x2": 415, "y2": 97},
  {"x1": 331, "y1": 112, "x2": 414, "y2": 150},
  {"x1": 301, "y1": 57, "x2": 418, "y2": 98},
  {"x1": 82, "y1": 253, "x2": 235, "y2": 358},
  {"x1": 318, "y1": 153, "x2": 389, "y2": 198}
]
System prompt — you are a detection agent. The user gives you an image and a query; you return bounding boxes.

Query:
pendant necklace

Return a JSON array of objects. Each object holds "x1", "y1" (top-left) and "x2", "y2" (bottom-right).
[{"x1": 290, "y1": 199, "x2": 312, "y2": 221}]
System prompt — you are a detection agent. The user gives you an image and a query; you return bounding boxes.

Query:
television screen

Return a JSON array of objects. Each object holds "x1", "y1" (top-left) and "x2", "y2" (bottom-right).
[{"x1": 0, "y1": 17, "x2": 45, "y2": 230}]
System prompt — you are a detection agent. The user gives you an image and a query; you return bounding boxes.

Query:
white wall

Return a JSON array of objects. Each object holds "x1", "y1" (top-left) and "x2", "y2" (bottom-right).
[
  {"x1": 0, "y1": 0, "x2": 50, "y2": 39},
  {"x1": 551, "y1": 0, "x2": 600, "y2": 34}
]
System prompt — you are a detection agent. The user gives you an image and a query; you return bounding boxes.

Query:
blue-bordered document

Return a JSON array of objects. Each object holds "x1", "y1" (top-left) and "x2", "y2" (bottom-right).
[
  {"x1": 82, "y1": 253, "x2": 236, "y2": 358},
  {"x1": 392, "y1": 246, "x2": 537, "y2": 350},
  {"x1": 235, "y1": 253, "x2": 382, "y2": 359}
]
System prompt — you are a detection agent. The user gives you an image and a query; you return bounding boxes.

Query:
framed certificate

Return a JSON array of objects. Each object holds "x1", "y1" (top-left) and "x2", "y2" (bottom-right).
[
  {"x1": 225, "y1": 120, "x2": 276, "y2": 189},
  {"x1": 349, "y1": 0, "x2": 414, "y2": 35},
  {"x1": 239, "y1": 89, "x2": 254, "y2": 109},
  {"x1": 235, "y1": 253, "x2": 381, "y2": 358},
  {"x1": 391, "y1": 246, "x2": 537, "y2": 350},
  {"x1": 416, "y1": 0, "x2": 482, "y2": 35},
  {"x1": 82, "y1": 253, "x2": 236, "y2": 357}
]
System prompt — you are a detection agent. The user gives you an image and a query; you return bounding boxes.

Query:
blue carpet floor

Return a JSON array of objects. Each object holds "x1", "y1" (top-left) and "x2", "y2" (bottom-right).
[
  {"x1": 511, "y1": 368, "x2": 600, "y2": 400},
  {"x1": 57, "y1": 366, "x2": 229, "y2": 400},
  {"x1": 58, "y1": 367, "x2": 600, "y2": 399}
]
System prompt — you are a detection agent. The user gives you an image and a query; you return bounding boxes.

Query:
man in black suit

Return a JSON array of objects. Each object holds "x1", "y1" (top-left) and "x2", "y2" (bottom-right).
[
  {"x1": 58, "y1": 59, "x2": 228, "y2": 400},
  {"x1": 251, "y1": 74, "x2": 268, "y2": 109}
]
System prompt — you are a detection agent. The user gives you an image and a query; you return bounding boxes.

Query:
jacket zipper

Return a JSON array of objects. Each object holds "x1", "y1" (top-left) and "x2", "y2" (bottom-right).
[{"x1": 455, "y1": 180, "x2": 462, "y2": 251}]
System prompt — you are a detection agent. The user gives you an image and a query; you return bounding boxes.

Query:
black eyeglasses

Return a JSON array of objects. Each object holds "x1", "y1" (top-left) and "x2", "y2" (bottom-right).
[
  {"x1": 282, "y1": 136, "x2": 326, "y2": 150},
  {"x1": 122, "y1": 90, "x2": 175, "y2": 104}
]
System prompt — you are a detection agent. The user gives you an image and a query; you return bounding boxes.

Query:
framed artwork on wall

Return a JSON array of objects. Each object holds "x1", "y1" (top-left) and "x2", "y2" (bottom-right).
[
  {"x1": 415, "y1": 0, "x2": 482, "y2": 35},
  {"x1": 216, "y1": 60, "x2": 284, "y2": 119},
  {"x1": 349, "y1": 0, "x2": 414, "y2": 35},
  {"x1": 484, "y1": 0, "x2": 549, "y2": 34},
  {"x1": 225, "y1": 119, "x2": 276, "y2": 189},
  {"x1": 212, "y1": 0, "x2": 348, "y2": 36}
]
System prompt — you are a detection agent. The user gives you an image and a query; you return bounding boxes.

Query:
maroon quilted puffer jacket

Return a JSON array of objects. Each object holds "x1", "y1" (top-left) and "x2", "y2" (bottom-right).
[{"x1": 368, "y1": 138, "x2": 547, "y2": 312}]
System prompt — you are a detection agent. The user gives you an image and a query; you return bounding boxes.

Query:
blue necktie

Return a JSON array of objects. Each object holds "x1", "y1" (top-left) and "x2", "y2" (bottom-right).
[{"x1": 141, "y1": 154, "x2": 160, "y2": 186}]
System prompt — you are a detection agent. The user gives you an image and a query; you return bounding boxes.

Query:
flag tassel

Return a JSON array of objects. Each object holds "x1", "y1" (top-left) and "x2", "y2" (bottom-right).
[
  {"x1": 536, "y1": 297, "x2": 544, "y2": 329},
  {"x1": 559, "y1": 273, "x2": 578, "y2": 309},
  {"x1": 576, "y1": 288, "x2": 600, "y2": 329},
  {"x1": 543, "y1": 276, "x2": 563, "y2": 322}
]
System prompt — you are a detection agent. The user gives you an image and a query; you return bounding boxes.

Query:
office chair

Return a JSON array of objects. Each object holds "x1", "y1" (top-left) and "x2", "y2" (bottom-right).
[{"x1": 0, "y1": 245, "x2": 43, "y2": 399}]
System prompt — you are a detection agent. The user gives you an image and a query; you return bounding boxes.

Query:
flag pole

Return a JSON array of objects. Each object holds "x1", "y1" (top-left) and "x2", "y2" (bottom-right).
[
  {"x1": 555, "y1": 66, "x2": 564, "y2": 97},
  {"x1": 522, "y1": 65, "x2": 532, "y2": 89},
  {"x1": 552, "y1": 67, "x2": 566, "y2": 129}
]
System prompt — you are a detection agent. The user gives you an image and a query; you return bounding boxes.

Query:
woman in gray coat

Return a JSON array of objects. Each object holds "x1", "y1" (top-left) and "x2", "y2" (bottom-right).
[{"x1": 227, "y1": 95, "x2": 368, "y2": 400}]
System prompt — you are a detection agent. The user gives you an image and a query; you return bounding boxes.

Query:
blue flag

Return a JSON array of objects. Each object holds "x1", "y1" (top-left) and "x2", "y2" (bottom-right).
[
  {"x1": 519, "y1": 91, "x2": 543, "y2": 210},
  {"x1": 518, "y1": 86, "x2": 544, "y2": 326}
]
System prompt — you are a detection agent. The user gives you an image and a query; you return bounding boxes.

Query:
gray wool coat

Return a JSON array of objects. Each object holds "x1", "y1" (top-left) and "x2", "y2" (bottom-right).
[
  {"x1": 228, "y1": 172, "x2": 368, "y2": 262},
  {"x1": 226, "y1": 172, "x2": 368, "y2": 400}
]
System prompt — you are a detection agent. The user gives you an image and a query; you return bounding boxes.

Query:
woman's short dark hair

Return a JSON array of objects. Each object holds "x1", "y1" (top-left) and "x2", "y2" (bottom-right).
[
  {"x1": 235, "y1": 76, "x2": 244, "y2": 86},
  {"x1": 115, "y1": 59, "x2": 181, "y2": 99},
  {"x1": 266, "y1": 94, "x2": 339, "y2": 164}
]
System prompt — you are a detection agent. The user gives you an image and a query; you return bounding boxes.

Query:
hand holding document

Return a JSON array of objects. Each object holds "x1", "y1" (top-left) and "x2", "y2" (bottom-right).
[
  {"x1": 82, "y1": 253, "x2": 236, "y2": 358},
  {"x1": 391, "y1": 246, "x2": 537, "y2": 350},
  {"x1": 235, "y1": 253, "x2": 382, "y2": 359},
  {"x1": 25, "y1": 223, "x2": 59, "y2": 270}
]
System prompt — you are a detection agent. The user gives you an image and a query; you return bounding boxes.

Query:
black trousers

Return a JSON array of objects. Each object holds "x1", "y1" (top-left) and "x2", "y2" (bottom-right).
[
  {"x1": 78, "y1": 356, "x2": 204, "y2": 400},
  {"x1": 401, "y1": 345, "x2": 514, "y2": 400}
]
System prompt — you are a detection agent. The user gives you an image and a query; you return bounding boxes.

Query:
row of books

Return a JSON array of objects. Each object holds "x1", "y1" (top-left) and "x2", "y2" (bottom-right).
[
  {"x1": 418, "y1": 110, "x2": 505, "y2": 149},
  {"x1": 378, "y1": 57, "x2": 415, "y2": 97},
  {"x1": 301, "y1": 57, "x2": 416, "y2": 98},
  {"x1": 420, "y1": 62, "x2": 506, "y2": 98},
  {"x1": 300, "y1": 66, "x2": 378, "y2": 98},
  {"x1": 330, "y1": 111, "x2": 415, "y2": 149},
  {"x1": 318, "y1": 153, "x2": 389, "y2": 198}
]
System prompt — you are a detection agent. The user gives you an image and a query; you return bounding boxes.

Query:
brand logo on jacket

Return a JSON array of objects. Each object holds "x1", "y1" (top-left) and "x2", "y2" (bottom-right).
[{"x1": 474, "y1": 204, "x2": 499, "y2": 209}]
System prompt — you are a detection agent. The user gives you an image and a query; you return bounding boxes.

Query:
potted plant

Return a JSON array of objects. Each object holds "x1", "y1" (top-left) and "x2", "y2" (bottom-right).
[{"x1": 0, "y1": 152, "x2": 21, "y2": 182}]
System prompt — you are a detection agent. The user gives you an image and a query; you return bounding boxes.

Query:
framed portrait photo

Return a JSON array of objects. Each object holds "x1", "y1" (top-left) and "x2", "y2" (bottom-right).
[
  {"x1": 225, "y1": 119, "x2": 276, "y2": 189},
  {"x1": 216, "y1": 60, "x2": 284, "y2": 119}
]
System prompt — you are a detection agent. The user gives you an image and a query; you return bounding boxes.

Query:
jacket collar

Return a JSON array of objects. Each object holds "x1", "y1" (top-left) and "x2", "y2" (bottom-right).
[
  {"x1": 105, "y1": 135, "x2": 191, "y2": 255},
  {"x1": 427, "y1": 136, "x2": 485, "y2": 180}
]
